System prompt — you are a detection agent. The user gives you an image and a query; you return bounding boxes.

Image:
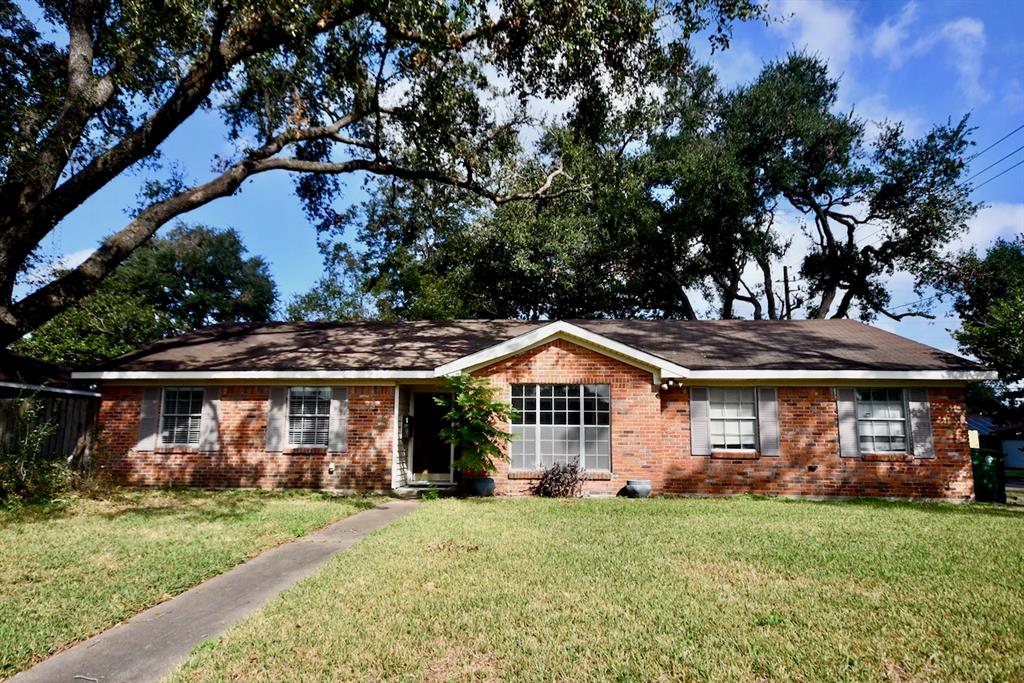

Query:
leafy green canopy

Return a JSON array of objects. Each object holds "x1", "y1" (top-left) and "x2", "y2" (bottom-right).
[
  {"x1": 930, "y1": 236, "x2": 1024, "y2": 415},
  {"x1": 306, "y1": 52, "x2": 977, "y2": 323},
  {"x1": 14, "y1": 224, "x2": 276, "y2": 367},
  {"x1": 435, "y1": 373, "x2": 517, "y2": 474},
  {"x1": 0, "y1": 0, "x2": 764, "y2": 345}
]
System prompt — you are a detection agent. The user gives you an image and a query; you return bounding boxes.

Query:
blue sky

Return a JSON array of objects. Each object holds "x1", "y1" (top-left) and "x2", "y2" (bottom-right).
[{"x1": 28, "y1": 0, "x2": 1024, "y2": 355}]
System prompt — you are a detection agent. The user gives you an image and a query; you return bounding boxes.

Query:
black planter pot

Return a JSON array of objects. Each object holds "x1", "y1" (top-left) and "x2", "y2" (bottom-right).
[
  {"x1": 623, "y1": 479, "x2": 652, "y2": 498},
  {"x1": 463, "y1": 476, "x2": 496, "y2": 497}
]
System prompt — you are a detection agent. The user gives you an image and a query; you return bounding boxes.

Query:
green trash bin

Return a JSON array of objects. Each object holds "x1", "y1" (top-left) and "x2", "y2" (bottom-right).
[{"x1": 971, "y1": 448, "x2": 1007, "y2": 504}]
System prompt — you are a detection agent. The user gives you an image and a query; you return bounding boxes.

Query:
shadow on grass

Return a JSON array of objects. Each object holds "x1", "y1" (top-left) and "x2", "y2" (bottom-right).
[
  {"x1": 2, "y1": 487, "x2": 382, "y2": 528},
  {"x1": 726, "y1": 494, "x2": 1024, "y2": 519},
  {"x1": 94, "y1": 488, "x2": 383, "y2": 522},
  {"x1": 440, "y1": 494, "x2": 1024, "y2": 520}
]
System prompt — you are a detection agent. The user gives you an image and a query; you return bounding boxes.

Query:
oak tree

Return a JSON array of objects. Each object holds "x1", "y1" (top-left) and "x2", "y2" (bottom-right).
[{"x1": 0, "y1": 0, "x2": 762, "y2": 345}]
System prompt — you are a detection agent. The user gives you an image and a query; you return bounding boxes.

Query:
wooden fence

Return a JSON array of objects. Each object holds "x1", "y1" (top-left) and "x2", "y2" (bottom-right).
[{"x1": 0, "y1": 394, "x2": 97, "y2": 461}]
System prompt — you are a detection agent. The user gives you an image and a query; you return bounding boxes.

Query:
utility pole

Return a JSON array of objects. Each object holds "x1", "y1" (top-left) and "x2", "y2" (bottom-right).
[{"x1": 783, "y1": 266, "x2": 792, "y2": 320}]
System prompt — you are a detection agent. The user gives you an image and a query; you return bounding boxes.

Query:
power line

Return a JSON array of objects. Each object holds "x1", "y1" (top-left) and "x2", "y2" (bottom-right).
[
  {"x1": 968, "y1": 123, "x2": 1024, "y2": 161},
  {"x1": 973, "y1": 158, "x2": 1024, "y2": 191},
  {"x1": 856, "y1": 226, "x2": 884, "y2": 246},
  {"x1": 888, "y1": 293, "x2": 943, "y2": 312},
  {"x1": 966, "y1": 143, "x2": 1024, "y2": 182}
]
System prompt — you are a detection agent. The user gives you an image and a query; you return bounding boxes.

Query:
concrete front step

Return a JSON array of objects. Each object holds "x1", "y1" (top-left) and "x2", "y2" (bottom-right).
[{"x1": 394, "y1": 484, "x2": 458, "y2": 499}]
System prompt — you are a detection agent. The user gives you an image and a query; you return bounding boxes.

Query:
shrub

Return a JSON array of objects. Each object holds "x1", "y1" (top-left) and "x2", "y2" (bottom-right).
[
  {"x1": 0, "y1": 398, "x2": 70, "y2": 504},
  {"x1": 529, "y1": 462, "x2": 584, "y2": 498},
  {"x1": 435, "y1": 374, "x2": 517, "y2": 474}
]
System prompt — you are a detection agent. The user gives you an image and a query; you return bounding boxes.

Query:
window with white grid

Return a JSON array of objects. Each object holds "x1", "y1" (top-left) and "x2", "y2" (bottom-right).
[
  {"x1": 856, "y1": 388, "x2": 908, "y2": 453},
  {"x1": 288, "y1": 387, "x2": 331, "y2": 446},
  {"x1": 160, "y1": 388, "x2": 204, "y2": 446},
  {"x1": 709, "y1": 387, "x2": 758, "y2": 450},
  {"x1": 510, "y1": 384, "x2": 610, "y2": 471}
]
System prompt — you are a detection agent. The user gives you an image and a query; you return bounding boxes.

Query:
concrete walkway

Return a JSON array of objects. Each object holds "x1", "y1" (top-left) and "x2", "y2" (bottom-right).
[{"x1": 12, "y1": 499, "x2": 420, "y2": 683}]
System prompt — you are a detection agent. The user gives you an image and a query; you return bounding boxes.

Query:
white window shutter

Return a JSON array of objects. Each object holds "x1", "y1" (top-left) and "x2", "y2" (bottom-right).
[
  {"x1": 757, "y1": 387, "x2": 781, "y2": 456},
  {"x1": 908, "y1": 388, "x2": 935, "y2": 458},
  {"x1": 328, "y1": 387, "x2": 349, "y2": 453},
  {"x1": 690, "y1": 387, "x2": 711, "y2": 456},
  {"x1": 265, "y1": 387, "x2": 287, "y2": 452},
  {"x1": 836, "y1": 387, "x2": 860, "y2": 457},
  {"x1": 198, "y1": 387, "x2": 221, "y2": 452},
  {"x1": 135, "y1": 387, "x2": 161, "y2": 451}
]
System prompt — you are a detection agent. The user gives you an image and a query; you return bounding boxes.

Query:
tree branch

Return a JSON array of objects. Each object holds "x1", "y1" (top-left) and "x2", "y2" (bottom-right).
[
  {"x1": 2, "y1": 149, "x2": 572, "y2": 341},
  {"x1": 254, "y1": 156, "x2": 575, "y2": 205},
  {"x1": 1, "y1": 2, "x2": 371, "y2": 289},
  {"x1": 874, "y1": 306, "x2": 936, "y2": 321}
]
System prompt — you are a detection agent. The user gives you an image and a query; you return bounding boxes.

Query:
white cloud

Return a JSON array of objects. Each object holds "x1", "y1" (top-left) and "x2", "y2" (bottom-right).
[
  {"x1": 868, "y1": 5, "x2": 989, "y2": 105},
  {"x1": 952, "y1": 202, "x2": 1024, "y2": 252},
  {"x1": 773, "y1": 0, "x2": 859, "y2": 77},
  {"x1": 711, "y1": 42, "x2": 762, "y2": 90},
  {"x1": 871, "y1": 1, "x2": 918, "y2": 67},
  {"x1": 54, "y1": 248, "x2": 95, "y2": 272},
  {"x1": 15, "y1": 247, "x2": 96, "y2": 297},
  {"x1": 902, "y1": 17, "x2": 990, "y2": 105},
  {"x1": 1003, "y1": 79, "x2": 1024, "y2": 112},
  {"x1": 853, "y1": 92, "x2": 925, "y2": 140},
  {"x1": 930, "y1": 18, "x2": 989, "y2": 104}
]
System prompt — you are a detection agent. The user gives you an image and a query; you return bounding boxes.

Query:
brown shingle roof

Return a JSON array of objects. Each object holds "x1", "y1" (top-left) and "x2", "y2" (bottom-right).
[
  {"x1": 1, "y1": 350, "x2": 97, "y2": 392},
  {"x1": 90, "y1": 319, "x2": 982, "y2": 373}
]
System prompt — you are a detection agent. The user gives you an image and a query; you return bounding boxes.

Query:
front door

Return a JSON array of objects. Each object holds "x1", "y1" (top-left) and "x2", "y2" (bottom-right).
[{"x1": 411, "y1": 393, "x2": 453, "y2": 482}]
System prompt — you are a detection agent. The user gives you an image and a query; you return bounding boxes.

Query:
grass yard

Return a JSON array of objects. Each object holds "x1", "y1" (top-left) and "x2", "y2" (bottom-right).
[
  {"x1": 172, "y1": 497, "x2": 1024, "y2": 682},
  {"x1": 0, "y1": 488, "x2": 377, "y2": 677}
]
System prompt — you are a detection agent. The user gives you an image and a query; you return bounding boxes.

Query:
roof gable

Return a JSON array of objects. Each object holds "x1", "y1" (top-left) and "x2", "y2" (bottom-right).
[{"x1": 434, "y1": 321, "x2": 689, "y2": 381}]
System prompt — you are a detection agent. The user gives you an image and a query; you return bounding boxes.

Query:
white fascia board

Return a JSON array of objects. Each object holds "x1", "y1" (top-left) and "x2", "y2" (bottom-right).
[
  {"x1": 433, "y1": 320, "x2": 690, "y2": 378},
  {"x1": 685, "y1": 369, "x2": 998, "y2": 381},
  {"x1": 71, "y1": 369, "x2": 436, "y2": 381},
  {"x1": 0, "y1": 380, "x2": 100, "y2": 397}
]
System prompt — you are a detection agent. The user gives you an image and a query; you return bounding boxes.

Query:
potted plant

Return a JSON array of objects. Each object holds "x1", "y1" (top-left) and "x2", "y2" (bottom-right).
[{"x1": 434, "y1": 374, "x2": 517, "y2": 496}]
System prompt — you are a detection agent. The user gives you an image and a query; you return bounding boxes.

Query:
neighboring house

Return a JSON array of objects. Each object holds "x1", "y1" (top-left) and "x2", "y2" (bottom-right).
[
  {"x1": 967, "y1": 415, "x2": 1024, "y2": 468},
  {"x1": 992, "y1": 424, "x2": 1024, "y2": 469},
  {"x1": 967, "y1": 414, "x2": 998, "y2": 448},
  {"x1": 73, "y1": 319, "x2": 996, "y2": 499}
]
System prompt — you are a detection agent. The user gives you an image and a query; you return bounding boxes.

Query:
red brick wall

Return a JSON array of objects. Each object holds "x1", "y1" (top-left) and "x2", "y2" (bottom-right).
[
  {"x1": 95, "y1": 384, "x2": 394, "y2": 491},
  {"x1": 472, "y1": 340, "x2": 973, "y2": 500},
  {"x1": 473, "y1": 339, "x2": 663, "y2": 496},
  {"x1": 659, "y1": 385, "x2": 972, "y2": 499},
  {"x1": 93, "y1": 341, "x2": 974, "y2": 500}
]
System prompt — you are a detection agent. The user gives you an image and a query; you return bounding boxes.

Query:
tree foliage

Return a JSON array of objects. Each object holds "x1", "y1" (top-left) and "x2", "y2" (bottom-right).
[
  {"x1": 285, "y1": 242, "x2": 375, "y2": 321},
  {"x1": 13, "y1": 224, "x2": 275, "y2": 367},
  {"x1": 0, "y1": 0, "x2": 764, "y2": 345},
  {"x1": 119, "y1": 223, "x2": 277, "y2": 332},
  {"x1": 931, "y1": 236, "x2": 1024, "y2": 404},
  {"x1": 301, "y1": 52, "x2": 977, "y2": 322},
  {"x1": 435, "y1": 373, "x2": 517, "y2": 474}
]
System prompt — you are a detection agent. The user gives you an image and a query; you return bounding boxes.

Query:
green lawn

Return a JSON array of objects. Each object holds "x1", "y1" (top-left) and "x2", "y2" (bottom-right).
[
  {"x1": 0, "y1": 488, "x2": 377, "y2": 677},
  {"x1": 171, "y1": 497, "x2": 1024, "y2": 682}
]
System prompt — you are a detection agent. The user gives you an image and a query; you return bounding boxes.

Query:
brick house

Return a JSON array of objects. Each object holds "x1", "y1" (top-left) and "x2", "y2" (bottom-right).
[{"x1": 73, "y1": 319, "x2": 995, "y2": 499}]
